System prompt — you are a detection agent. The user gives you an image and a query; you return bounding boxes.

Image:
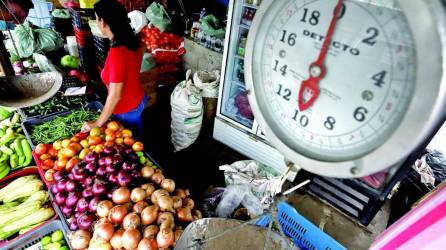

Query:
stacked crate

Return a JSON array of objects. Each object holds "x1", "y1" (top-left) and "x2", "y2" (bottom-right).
[{"x1": 69, "y1": 8, "x2": 96, "y2": 73}]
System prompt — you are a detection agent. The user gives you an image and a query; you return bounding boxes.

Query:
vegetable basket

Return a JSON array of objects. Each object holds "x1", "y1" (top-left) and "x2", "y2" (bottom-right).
[
  {"x1": 2, "y1": 220, "x2": 71, "y2": 250},
  {"x1": 21, "y1": 101, "x2": 103, "y2": 149},
  {"x1": 0, "y1": 167, "x2": 58, "y2": 249}
]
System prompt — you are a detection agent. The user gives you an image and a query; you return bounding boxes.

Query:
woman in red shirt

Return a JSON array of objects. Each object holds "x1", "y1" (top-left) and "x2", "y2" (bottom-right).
[{"x1": 82, "y1": 0, "x2": 146, "y2": 134}]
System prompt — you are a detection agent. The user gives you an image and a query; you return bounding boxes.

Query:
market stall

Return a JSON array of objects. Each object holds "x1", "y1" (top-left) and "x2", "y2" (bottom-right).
[{"x1": 1, "y1": 0, "x2": 446, "y2": 249}]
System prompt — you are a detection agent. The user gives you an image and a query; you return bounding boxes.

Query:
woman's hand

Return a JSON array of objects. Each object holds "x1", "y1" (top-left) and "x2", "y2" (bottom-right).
[{"x1": 81, "y1": 121, "x2": 100, "y2": 133}]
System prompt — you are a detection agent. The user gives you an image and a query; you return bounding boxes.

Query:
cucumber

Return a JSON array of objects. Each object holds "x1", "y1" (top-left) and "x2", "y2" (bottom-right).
[{"x1": 13, "y1": 139, "x2": 23, "y2": 157}]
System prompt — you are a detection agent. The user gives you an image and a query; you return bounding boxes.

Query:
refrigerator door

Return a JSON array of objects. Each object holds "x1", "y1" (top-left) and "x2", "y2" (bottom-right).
[{"x1": 217, "y1": 0, "x2": 260, "y2": 131}]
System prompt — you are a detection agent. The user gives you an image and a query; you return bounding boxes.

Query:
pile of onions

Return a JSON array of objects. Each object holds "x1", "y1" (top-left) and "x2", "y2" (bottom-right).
[{"x1": 86, "y1": 179, "x2": 201, "y2": 249}]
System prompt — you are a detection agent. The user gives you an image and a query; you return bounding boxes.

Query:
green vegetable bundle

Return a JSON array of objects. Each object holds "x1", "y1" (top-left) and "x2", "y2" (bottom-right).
[
  {"x1": 21, "y1": 93, "x2": 87, "y2": 118},
  {"x1": 0, "y1": 175, "x2": 54, "y2": 240},
  {"x1": 30, "y1": 108, "x2": 99, "y2": 144},
  {"x1": 0, "y1": 113, "x2": 33, "y2": 180}
]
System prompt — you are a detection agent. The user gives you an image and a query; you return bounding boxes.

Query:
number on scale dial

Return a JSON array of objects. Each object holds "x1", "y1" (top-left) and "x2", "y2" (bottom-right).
[{"x1": 257, "y1": 0, "x2": 416, "y2": 161}]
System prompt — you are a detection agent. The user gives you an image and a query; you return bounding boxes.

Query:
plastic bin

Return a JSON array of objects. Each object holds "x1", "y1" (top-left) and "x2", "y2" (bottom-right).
[
  {"x1": 21, "y1": 101, "x2": 104, "y2": 149},
  {"x1": 256, "y1": 202, "x2": 346, "y2": 250},
  {"x1": 2, "y1": 220, "x2": 71, "y2": 250},
  {"x1": 0, "y1": 168, "x2": 59, "y2": 249}
]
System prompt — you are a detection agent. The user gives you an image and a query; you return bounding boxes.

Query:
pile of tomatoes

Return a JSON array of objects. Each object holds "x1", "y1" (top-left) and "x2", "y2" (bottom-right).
[
  {"x1": 140, "y1": 26, "x2": 185, "y2": 64},
  {"x1": 34, "y1": 121, "x2": 144, "y2": 183}
]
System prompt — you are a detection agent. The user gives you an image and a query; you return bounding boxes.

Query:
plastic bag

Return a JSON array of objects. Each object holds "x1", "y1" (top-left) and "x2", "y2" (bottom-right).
[
  {"x1": 5, "y1": 22, "x2": 63, "y2": 58},
  {"x1": 202, "y1": 187, "x2": 226, "y2": 217},
  {"x1": 423, "y1": 150, "x2": 446, "y2": 185},
  {"x1": 171, "y1": 70, "x2": 203, "y2": 152},
  {"x1": 145, "y1": 2, "x2": 172, "y2": 32},
  {"x1": 220, "y1": 160, "x2": 281, "y2": 201},
  {"x1": 200, "y1": 15, "x2": 226, "y2": 38},
  {"x1": 216, "y1": 185, "x2": 249, "y2": 218}
]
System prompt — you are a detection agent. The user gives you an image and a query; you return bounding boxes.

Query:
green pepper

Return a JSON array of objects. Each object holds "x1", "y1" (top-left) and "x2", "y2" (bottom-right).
[
  {"x1": 13, "y1": 139, "x2": 23, "y2": 157},
  {"x1": 0, "y1": 145, "x2": 13, "y2": 155},
  {"x1": 21, "y1": 139, "x2": 32, "y2": 167},
  {"x1": 10, "y1": 154, "x2": 18, "y2": 169}
]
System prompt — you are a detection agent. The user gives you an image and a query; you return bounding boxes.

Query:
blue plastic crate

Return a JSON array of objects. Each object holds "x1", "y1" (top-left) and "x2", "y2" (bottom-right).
[{"x1": 257, "y1": 202, "x2": 346, "y2": 250}]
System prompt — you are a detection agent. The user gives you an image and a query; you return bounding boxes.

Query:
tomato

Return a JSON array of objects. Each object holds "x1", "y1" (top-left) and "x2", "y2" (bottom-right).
[
  {"x1": 44, "y1": 169, "x2": 55, "y2": 182},
  {"x1": 88, "y1": 136, "x2": 102, "y2": 146},
  {"x1": 104, "y1": 128, "x2": 114, "y2": 135},
  {"x1": 124, "y1": 137, "x2": 135, "y2": 146},
  {"x1": 61, "y1": 139, "x2": 71, "y2": 148},
  {"x1": 66, "y1": 158, "x2": 78, "y2": 172},
  {"x1": 132, "y1": 141, "x2": 144, "y2": 152},
  {"x1": 42, "y1": 159, "x2": 54, "y2": 170},
  {"x1": 54, "y1": 159, "x2": 67, "y2": 171},
  {"x1": 80, "y1": 139, "x2": 89, "y2": 148},
  {"x1": 115, "y1": 138, "x2": 124, "y2": 144},
  {"x1": 39, "y1": 153, "x2": 51, "y2": 161},
  {"x1": 70, "y1": 136, "x2": 80, "y2": 143},
  {"x1": 75, "y1": 132, "x2": 88, "y2": 140},
  {"x1": 47, "y1": 147, "x2": 58, "y2": 158},
  {"x1": 106, "y1": 121, "x2": 120, "y2": 131},
  {"x1": 35, "y1": 144, "x2": 47, "y2": 155},
  {"x1": 93, "y1": 144, "x2": 104, "y2": 154},
  {"x1": 121, "y1": 129, "x2": 132, "y2": 138},
  {"x1": 90, "y1": 127, "x2": 102, "y2": 137},
  {"x1": 62, "y1": 147, "x2": 76, "y2": 158},
  {"x1": 79, "y1": 148, "x2": 89, "y2": 160},
  {"x1": 104, "y1": 141, "x2": 114, "y2": 147},
  {"x1": 53, "y1": 141, "x2": 62, "y2": 150},
  {"x1": 105, "y1": 133, "x2": 116, "y2": 142},
  {"x1": 69, "y1": 142, "x2": 82, "y2": 152}
]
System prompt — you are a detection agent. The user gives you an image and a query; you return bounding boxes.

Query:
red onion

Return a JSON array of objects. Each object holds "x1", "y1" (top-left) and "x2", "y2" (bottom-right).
[
  {"x1": 76, "y1": 198, "x2": 89, "y2": 213},
  {"x1": 124, "y1": 148, "x2": 133, "y2": 155},
  {"x1": 82, "y1": 176, "x2": 94, "y2": 187},
  {"x1": 96, "y1": 166, "x2": 107, "y2": 177},
  {"x1": 69, "y1": 219, "x2": 79, "y2": 231},
  {"x1": 75, "y1": 211, "x2": 82, "y2": 219},
  {"x1": 84, "y1": 152, "x2": 98, "y2": 163},
  {"x1": 53, "y1": 171, "x2": 64, "y2": 181},
  {"x1": 98, "y1": 157, "x2": 107, "y2": 167},
  {"x1": 66, "y1": 192, "x2": 80, "y2": 207},
  {"x1": 92, "y1": 182, "x2": 107, "y2": 196},
  {"x1": 56, "y1": 179, "x2": 67, "y2": 192},
  {"x1": 68, "y1": 172, "x2": 75, "y2": 181},
  {"x1": 50, "y1": 184, "x2": 59, "y2": 194},
  {"x1": 55, "y1": 192, "x2": 66, "y2": 206},
  {"x1": 103, "y1": 146, "x2": 115, "y2": 155},
  {"x1": 82, "y1": 188, "x2": 93, "y2": 198},
  {"x1": 122, "y1": 161, "x2": 132, "y2": 171},
  {"x1": 65, "y1": 180, "x2": 77, "y2": 192},
  {"x1": 89, "y1": 196, "x2": 101, "y2": 213},
  {"x1": 85, "y1": 162, "x2": 97, "y2": 173},
  {"x1": 117, "y1": 171, "x2": 132, "y2": 186},
  {"x1": 77, "y1": 213, "x2": 95, "y2": 230},
  {"x1": 62, "y1": 206, "x2": 73, "y2": 217},
  {"x1": 128, "y1": 153, "x2": 138, "y2": 162},
  {"x1": 113, "y1": 154, "x2": 123, "y2": 165},
  {"x1": 105, "y1": 156, "x2": 113, "y2": 165},
  {"x1": 108, "y1": 173, "x2": 118, "y2": 184},
  {"x1": 131, "y1": 170, "x2": 142, "y2": 179},
  {"x1": 106, "y1": 164, "x2": 115, "y2": 173}
]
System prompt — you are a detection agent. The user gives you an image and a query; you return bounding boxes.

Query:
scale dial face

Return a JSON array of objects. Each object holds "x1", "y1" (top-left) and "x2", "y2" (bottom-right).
[{"x1": 246, "y1": 0, "x2": 446, "y2": 177}]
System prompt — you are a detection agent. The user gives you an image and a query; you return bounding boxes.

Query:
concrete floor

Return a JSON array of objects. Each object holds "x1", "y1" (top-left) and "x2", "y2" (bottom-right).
[{"x1": 288, "y1": 192, "x2": 389, "y2": 250}]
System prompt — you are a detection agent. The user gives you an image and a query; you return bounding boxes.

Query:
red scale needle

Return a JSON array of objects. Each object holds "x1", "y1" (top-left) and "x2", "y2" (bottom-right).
[{"x1": 298, "y1": 0, "x2": 344, "y2": 111}]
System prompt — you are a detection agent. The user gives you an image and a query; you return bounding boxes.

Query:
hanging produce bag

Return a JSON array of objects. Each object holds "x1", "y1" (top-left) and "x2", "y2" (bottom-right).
[
  {"x1": 141, "y1": 25, "x2": 185, "y2": 64},
  {"x1": 200, "y1": 15, "x2": 226, "y2": 38},
  {"x1": 5, "y1": 22, "x2": 63, "y2": 58},
  {"x1": 145, "y1": 2, "x2": 172, "y2": 32},
  {"x1": 171, "y1": 70, "x2": 203, "y2": 152}
]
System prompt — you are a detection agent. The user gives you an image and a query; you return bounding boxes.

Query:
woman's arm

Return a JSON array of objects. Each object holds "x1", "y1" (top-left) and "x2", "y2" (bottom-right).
[{"x1": 81, "y1": 83, "x2": 123, "y2": 132}]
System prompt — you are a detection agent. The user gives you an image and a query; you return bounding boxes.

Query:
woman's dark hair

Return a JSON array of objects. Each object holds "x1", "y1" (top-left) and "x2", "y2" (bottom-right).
[{"x1": 94, "y1": 0, "x2": 139, "y2": 51}]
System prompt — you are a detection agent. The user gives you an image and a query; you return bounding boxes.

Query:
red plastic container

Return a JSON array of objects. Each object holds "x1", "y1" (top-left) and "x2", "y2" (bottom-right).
[
  {"x1": 0, "y1": 168, "x2": 58, "y2": 248},
  {"x1": 33, "y1": 151, "x2": 54, "y2": 188}
]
